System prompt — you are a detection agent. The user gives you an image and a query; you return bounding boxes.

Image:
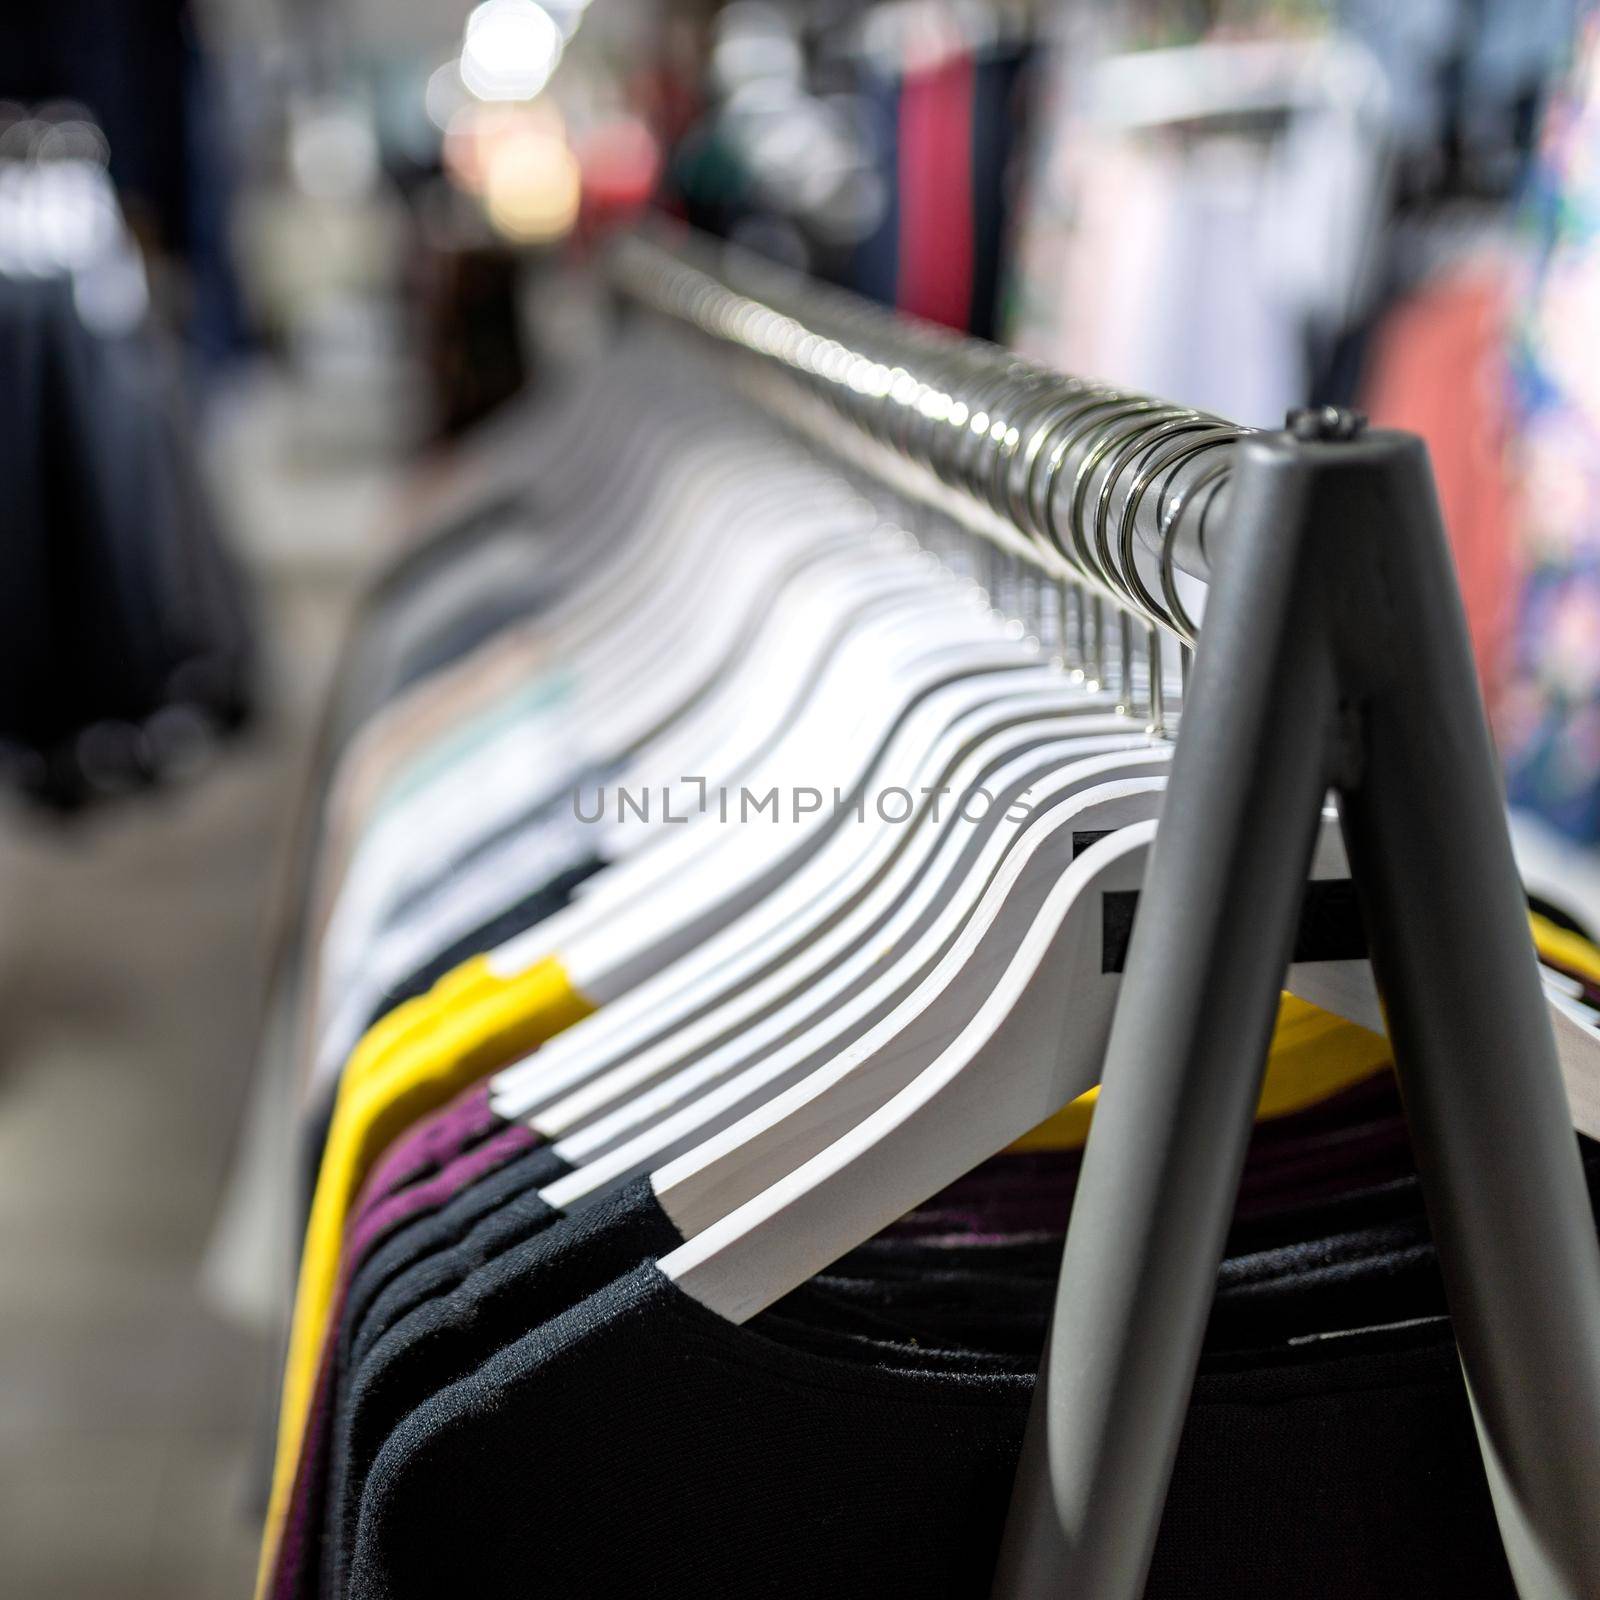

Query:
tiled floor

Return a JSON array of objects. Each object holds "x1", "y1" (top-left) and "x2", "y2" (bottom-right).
[{"x1": 0, "y1": 370, "x2": 394, "y2": 1598}]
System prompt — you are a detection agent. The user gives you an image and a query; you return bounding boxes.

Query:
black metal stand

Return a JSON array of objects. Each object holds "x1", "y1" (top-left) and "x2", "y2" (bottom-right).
[{"x1": 991, "y1": 424, "x2": 1600, "y2": 1598}]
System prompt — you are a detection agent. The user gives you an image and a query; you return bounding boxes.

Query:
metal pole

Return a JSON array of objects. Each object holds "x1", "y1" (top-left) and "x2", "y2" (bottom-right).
[
  {"x1": 992, "y1": 425, "x2": 1600, "y2": 1598},
  {"x1": 1332, "y1": 434, "x2": 1600, "y2": 1596},
  {"x1": 608, "y1": 233, "x2": 1600, "y2": 1595},
  {"x1": 990, "y1": 425, "x2": 1342, "y2": 1600}
]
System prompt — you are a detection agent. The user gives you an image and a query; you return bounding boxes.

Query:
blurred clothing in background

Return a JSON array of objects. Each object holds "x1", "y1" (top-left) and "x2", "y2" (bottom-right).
[
  {"x1": 0, "y1": 0, "x2": 247, "y2": 368},
  {"x1": 0, "y1": 142, "x2": 255, "y2": 810},
  {"x1": 1364, "y1": 267, "x2": 1517, "y2": 712},
  {"x1": 666, "y1": 3, "x2": 1033, "y2": 339},
  {"x1": 1501, "y1": 7, "x2": 1600, "y2": 844}
]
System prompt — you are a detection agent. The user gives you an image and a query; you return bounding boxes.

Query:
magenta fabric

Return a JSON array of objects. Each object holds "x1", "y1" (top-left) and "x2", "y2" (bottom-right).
[
  {"x1": 347, "y1": 1118, "x2": 538, "y2": 1275},
  {"x1": 271, "y1": 1116, "x2": 538, "y2": 1600},
  {"x1": 885, "y1": 1074, "x2": 1405, "y2": 1242},
  {"x1": 896, "y1": 51, "x2": 975, "y2": 332},
  {"x1": 360, "y1": 1080, "x2": 500, "y2": 1207}
]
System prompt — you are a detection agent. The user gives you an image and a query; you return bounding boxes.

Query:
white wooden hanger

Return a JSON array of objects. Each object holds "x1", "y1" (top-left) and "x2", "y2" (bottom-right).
[
  {"x1": 557, "y1": 512, "x2": 913, "y2": 819},
  {"x1": 425, "y1": 330, "x2": 716, "y2": 546},
  {"x1": 587, "y1": 559, "x2": 1003, "y2": 864},
  {"x1": 308, "y1": 476, "x2": 947, "y2": 1069},
  {"x1": 311, "y1": 451, "x2": 837, "y2": 993},
  {"x1": 454, "y1": 382, "x2": 743, "y2": 620},
  {"x1": 483, "y1": 645, "x2": 1082, "y2": 1109},
  {"x1": 541, "y1": 764, "x2": 1178, "y2": 1214},
  {"x1": 648, "y1": 802, "x2": 1600, "y2": 1317},
  {"x1": 445, "y1": 534, "x2": 1000, "y2": 941},
  {"x1": 308, "y1": 528, "x2": 948, "y2": 1076},
  {"x1": 473, "y1": 615, "x2": 1042, "y2": 996},
  {"x1": 654, "y1": 812, "x2": 1356, "y2": 1317},
  {"x1": 307, "y1": 365, "x2": 847, "y2": 1062},
  {"x1": 486, "y1": 680, "x2": 1130, "y2": 1116},
  {"x1": 316, "y1": 413, "x2": 977, "y2": 995},
  {"x1": 473, "y1": 399, "x2": 827, "y2": 668},
  {"x1": 524, "y1": 732, "x2": 1168, "y2": 1143},
  {"x1": 319, "y1": 576, "x2": 1033, "y2": 1087}
]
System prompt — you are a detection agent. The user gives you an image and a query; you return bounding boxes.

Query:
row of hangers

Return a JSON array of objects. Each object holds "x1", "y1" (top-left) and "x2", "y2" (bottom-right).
[
  {"x1": 601, "y1": 226, "x2": 1600, "y2": 1595},
  {"x1": 294, "y1": 221, "x2": 1600, "y2": 1595}
]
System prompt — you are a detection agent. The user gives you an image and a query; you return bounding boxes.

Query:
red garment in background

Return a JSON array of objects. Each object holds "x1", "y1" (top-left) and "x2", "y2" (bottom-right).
[
  {"x1": 896, "y1": 50, "x2": 975, "y2": 331},
  {"x1": 1361, "y1": 268, "x2": 1516, "y2": 712}
]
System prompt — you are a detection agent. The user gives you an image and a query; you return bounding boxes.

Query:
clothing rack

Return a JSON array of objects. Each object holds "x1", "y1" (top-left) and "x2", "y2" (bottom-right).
[{"x1": 610, "y1": 227, "x2": 1600, "y2": 1599}]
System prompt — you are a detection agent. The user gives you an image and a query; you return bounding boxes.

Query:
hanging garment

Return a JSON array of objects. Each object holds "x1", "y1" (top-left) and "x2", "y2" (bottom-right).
[
  {"x1": 1501, "y1": 9, "x2": 1600, "y2": 844},
  {"x1": 0, "y1": 155, "x2": 254, "y2": 808},
  {"x1": 337, "y1": 1099, "x2": 1582, "y2": 1600},
  {"x1": 895, "y1": 48, "x2": 976, "y2": 332},
  {"x1": 1008, "y1": 37, "x2": 1389, "y2": 427},
  {"x1": 1361, "y1": 264, "x2": 1518, "y2": 710}
]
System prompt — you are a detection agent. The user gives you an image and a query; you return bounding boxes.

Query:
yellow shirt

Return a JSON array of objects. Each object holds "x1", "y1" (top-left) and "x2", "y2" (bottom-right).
[
  {"x1": 1013, "y1": 914, "x2": 1600, "y2": 1152},
  {"x1": 1530, "y1": 911, "x2": 1600, "y2": 988},
  {"x1": 257, "y1": 953, "x2": 593, "y2": 1594},
  {"x1": 1009, "y1": 994, "x2": 1393, "y2": 1151}
]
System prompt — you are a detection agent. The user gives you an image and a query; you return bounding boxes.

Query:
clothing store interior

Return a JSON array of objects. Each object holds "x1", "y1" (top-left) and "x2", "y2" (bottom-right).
[{"x1": 8, "y1": 1, "x2": 1600, "y2": 1596}]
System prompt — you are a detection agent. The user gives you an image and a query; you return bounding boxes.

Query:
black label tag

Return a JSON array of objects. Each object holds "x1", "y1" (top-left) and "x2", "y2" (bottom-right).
[{"x1": 1100, "y1": 879, "x2": 1367, "y2": 974}]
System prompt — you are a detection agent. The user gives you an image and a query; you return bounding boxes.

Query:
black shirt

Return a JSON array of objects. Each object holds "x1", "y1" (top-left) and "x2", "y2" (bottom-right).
[{"x1": 347, "y1": 1259, "x2": 1515, "y2": 1600}]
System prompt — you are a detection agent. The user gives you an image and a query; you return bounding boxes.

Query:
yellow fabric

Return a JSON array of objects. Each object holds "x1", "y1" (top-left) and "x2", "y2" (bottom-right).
[
  {"x1": 1011, "y1": 913, "x2": 1600, "y2": 1152},
  {"x1": 1530, "y1": 912, "x2": 1600, "y2": 987},
  {"x1": 257, "y1": 953, "x2": 594, "y2": 1595},
  {"x1": 1008, "y1": 994, "x2": 1393, "y2": 1152}
]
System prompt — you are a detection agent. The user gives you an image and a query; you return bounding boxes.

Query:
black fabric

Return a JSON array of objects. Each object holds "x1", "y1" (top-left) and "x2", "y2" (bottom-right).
[
  {"x1": 326, "y1": 1181, "x2": 677, "y2": 1596},
  {"x1": 291, "y1": 1145, "x2": 573, "y2": 1600},
  {"x1": 330, "y1": 1085, "x2": 1411, "y2": 1590},
  {"x1": 0, "y1": 266, "x2": 253, "y2": 809},
  {"x1": 343, "y1": 1149, "x2": 570, "y2": 1374},
  {"x1": 330, "y1": 1179, "x2": 1081, "y2": 1600},
  {"x1": 338, "y1": 1118, "x2": 1600, "y2": 1599},
  {"x1": 347, "y1": 1259, "x2": 1514, "y2": 1600},
  {"x1": 345, "y1": 1071, "x2": 1412, "y2": 1424}
]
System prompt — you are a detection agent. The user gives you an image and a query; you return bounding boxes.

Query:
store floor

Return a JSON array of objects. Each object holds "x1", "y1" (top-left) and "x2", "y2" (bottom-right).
[{"x1": 0, "y1": 366, "x2": 396, "y2": 1599}]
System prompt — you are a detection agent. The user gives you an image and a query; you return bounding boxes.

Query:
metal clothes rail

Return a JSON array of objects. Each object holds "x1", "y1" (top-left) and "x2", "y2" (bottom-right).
[
  {"x1": 612, "y1": 224, "x2": 1600, "y2": 1600},
  {"x1": 610, "y1": 228, "x2": 1245, "y2": 699}
]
